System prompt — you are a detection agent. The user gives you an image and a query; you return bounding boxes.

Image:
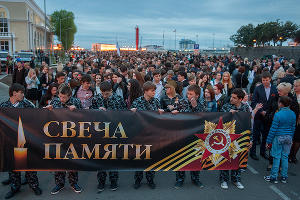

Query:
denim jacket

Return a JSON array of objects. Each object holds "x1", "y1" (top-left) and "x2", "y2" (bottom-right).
[{"x1": 266, "y1": 107, "x2": 296, "y2": 144}]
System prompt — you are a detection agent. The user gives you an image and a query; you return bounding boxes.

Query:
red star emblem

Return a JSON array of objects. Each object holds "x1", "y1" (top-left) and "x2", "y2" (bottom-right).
[{"x1": 195, "y1": 117, "x2": 242, "y2": 162}]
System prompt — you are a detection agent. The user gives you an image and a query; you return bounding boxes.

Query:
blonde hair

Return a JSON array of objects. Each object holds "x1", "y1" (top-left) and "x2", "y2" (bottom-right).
[
  {"x1": 294, "y1": 79, "x2": 300, "y2": 86},
  {"x1": 27, "y1": 68, "x2": 36, "y2": 78},
  {"x1": 278, "y1": 71, "x2": 285, "y2": 79},
  {"x1": 165, "y1": 84, "x2": 176, "y2": 97},
  {"x1": 277, "y1": 82, "x2": 292, "y2": 93},
  {"x1": 221, "y1": 71, "x2": 233, "y2": 89}
]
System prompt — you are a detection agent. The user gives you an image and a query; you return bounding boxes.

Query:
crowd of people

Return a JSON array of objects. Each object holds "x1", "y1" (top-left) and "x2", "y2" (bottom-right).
[{"x1": 0, "y1": 51, "x2": 299, "y2": 199}]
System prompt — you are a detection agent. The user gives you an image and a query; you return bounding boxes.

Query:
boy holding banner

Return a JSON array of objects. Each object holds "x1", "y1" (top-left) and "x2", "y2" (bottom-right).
[
  {"x1": 130, "y1": 81, "x2": 164, "y2": 189},
  {"x1": 220, "y1": 88, "x2": 251, "y2": 190},
  {"x1": 171, "y1": 84, "x2": 206, "y2": 189},
  {"x1": 44, "y1": 84, "x2": 83, "y2": 195},
  {"x1": 90, "y1": 81, "x2": 127, "y2": 192},
  {"x1": 0, "y1": 83, "x2": 42, "y2": 199}
]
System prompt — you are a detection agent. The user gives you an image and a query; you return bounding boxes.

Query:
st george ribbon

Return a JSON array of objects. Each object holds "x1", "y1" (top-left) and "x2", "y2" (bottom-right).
[{"x1": 0, "y1": 108, "x2": 251, "y2": 171}]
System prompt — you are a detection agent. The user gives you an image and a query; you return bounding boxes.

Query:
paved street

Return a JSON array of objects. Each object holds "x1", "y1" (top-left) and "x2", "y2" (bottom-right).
[
  {"x1": 0, "y1": 157, "x2": 299, "y2": 200},
  {"x1": 0, "y1": 77, "x2": 300, "y2": 200},
  {"x1": 0, "y1": 74, "x2": 9, "y2": 103}
]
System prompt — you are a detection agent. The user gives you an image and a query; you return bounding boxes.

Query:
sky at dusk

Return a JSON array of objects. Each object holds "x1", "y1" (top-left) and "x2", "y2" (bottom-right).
[{"x1": 35, "y1": 0, "x2": 300, "y2": 49}]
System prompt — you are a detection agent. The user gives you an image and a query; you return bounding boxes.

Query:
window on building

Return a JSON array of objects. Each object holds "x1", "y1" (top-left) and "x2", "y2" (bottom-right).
[
  {"x1": 0, "y1": 7, "x2": 8, "y2": 33},
  {"x1": 0, "y1": 41, "x2": 9, "y2": 51}
]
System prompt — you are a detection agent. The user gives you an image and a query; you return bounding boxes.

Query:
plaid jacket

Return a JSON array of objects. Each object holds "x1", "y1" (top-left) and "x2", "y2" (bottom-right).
[
  {"x1": 50, "y1": 97, "x2": 83, "y2": 109},
  {"x1": 176, "y1": 97, "x2": 206, "y2": 113},
  {"x1": 131, "y1": 96, "x2": 161, "y2": 111},
  {"x1": 90, "y1": 93, "x2": 127, "y2": 110},
  {"x1": 221, "y1": 103, "x2": 250, "y2": 112},
  {"x1": 0, "y1": 98, "x2": 35, "y2": 108}
]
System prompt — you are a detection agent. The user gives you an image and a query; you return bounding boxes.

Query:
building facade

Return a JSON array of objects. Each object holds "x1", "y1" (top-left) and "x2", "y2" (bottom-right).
[
  {"x1": 179, "y1": 39, "x2": 196, "y2": 50},
  {"x1": 0, "y1": 0, "x2": 52, "y2": 55}
]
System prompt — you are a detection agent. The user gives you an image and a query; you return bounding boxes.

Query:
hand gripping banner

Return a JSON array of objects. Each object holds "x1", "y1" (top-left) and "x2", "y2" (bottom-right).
[{"x1": 0, "y1": 108, "x2": 251, "y2": 171}]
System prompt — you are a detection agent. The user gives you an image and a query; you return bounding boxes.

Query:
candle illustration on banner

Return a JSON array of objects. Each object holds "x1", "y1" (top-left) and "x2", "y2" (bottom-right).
[{"x1": 14, "y1": 116, "x2": 27, "y2": 169}]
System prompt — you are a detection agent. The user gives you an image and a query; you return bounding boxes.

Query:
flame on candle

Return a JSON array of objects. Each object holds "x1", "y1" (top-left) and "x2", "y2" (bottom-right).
[{"x1": 17, "y1": 116, "x2": 26, "y2": 148}]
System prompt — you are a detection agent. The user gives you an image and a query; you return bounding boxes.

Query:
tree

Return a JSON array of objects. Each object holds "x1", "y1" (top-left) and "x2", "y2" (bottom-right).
[
  {"x1": 254, "y1": 23, "x2": 270, "y2": 46},
  {"x1": 278, "y1": 21, "x2": 298, "y2": 44},
  {"x1": 231, "y1": 20, "x2": 298, "y2": 47},
  {"x1": 50, "y1": 10, "x2": 77, "y2": 50},
  {"x1": 230, "y1": 24, "x2": 255, "y2": 47}
]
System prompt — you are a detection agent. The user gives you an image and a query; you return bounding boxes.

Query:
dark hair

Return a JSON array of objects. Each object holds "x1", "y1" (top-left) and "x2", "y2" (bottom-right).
[
  {"x1": 187, "y1": 85, "x2": 201, "y2": 97},
  {"x1": 100, "y1": 81, "x2": 112, "y2": 92},
  {"x1": 232, "y1": 88, "x2": 245, "y2": 100},
  {"x1": 153, "y1": 69, "x2": 161, "y2": 77},
  {"x1": 133, "y1": 70, "x2": 145, "y2": 86},
  {"x1": 56, "y1": 72, "x2": 65, "y2": 79},
  {"x1": 215, "y1": 83, "x2": 224, "y2": 91},
  {"x1": 46, "y1": 83, "x2": 59, "y2": 98},
  {"x1": 9, "y1": 83, "x2": 25, "y2": 97},
  {"x1": 238, "y1": 66, "x2": 245, "y2": 73},
  {"x1": 112, "y1": 72, "x2": 122, "y2": 78},
  {"x1": 262, "y1": 71, "x2": 272, "y2": 79},
  {"x1": 92, "y1": 68, "x2": 100, "y2": 74},
  {"x1": 120, "y1": 65, "x2": 128, "y2": 73},
  {"x1": 41, "y1": 83, "x2": 59, "y2": 106},
  {"x1": 143, "y1": 81, "x2": 156, "y2": 92},
  {"x1": 205, "y1": 85, "x2": 215, "y2": 99},
  {"x1": 129, "y1": 79, "x2": 143, "y2": 104},
  {"x1": 278, "y1": 96, "x2": 291, "y2": 107},
  {"x1": 178, "y1": 71, "x2": 187, "y2": 79},
  {"x1": 81, "y1": 74, "x2": 92, "y2": 83},
  {"x1": 287, "y1": 67, "x2": 295, "y2": 74},
  {"x1": 58, "y1": 83, "x2": 72, "y2": 96}
]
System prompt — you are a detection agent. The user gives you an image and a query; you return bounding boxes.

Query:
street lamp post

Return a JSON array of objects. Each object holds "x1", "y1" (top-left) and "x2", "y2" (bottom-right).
[
  {"x1": 173, "y1": 29, "x2": 176, "y2": 50},
  {"x1": 44, "y1": 0, "x2": 46, "y2": 52},
  {"x1": 253, "y1": 39, "x2": 257, "y2": 47},
  {"x1": 279, "y1": 37, "x2": 283, "y2": 46}
]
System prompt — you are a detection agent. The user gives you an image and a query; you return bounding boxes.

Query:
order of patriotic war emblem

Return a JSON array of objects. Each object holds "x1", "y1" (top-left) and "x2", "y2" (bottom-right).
[{"x1": 205, "y1": 129, "x2": 231, "y2": 155}]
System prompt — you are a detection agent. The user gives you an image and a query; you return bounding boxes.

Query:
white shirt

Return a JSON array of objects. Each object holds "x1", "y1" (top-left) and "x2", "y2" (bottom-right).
[
  {"x1": 154, "y1": 81, "x2": 164, "y2": 99},
  {"x1": 264, "y1": 84, "x2": 271, "y2": 101}
]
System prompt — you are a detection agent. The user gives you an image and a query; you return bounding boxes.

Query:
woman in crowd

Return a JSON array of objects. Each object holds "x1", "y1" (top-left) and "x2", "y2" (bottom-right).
[
  {"x1": 95, "y1": 74, "x2": 102, "y2": 95},
  {"x1": 289, "y1": 79, "x2": 300, "y2": 163},
  {"x1": 265, "y1": 82, "x2": 300, "y2": 170},
  {"x1": 25, "y1": 68, "x2": 40, "y2": 105},
  {"x1": 160, "y1": 84, "x2": 181, "y2": 112},
  {"x1": 221, "y1": 71, "x2": 235, "y2": 99},
  {"x1": 39, "y1": 83, "x2": 59, "y2": 108},
  {"x1": 198, "y1": 73, "x2": 209, "y2": 90},
  {"x1": 111, "y1": 72, "x2": 127, "y2": 100},
  {"x1": 264, "y1": 96, "x2": 296, "y2": 184},
  {"x1": 132, "y1": 70, "x2": 145, "y2": 86},
  {"x1": 127, "y1": 79, "x2": 143, "y2": 108},
  {"x1": 235, "y1": 66, "x2": 249, "y2": 92},
  {"x1": 204, "y1": 85, "x2": 217, "y2": 112},
  {"x1": 214, "y1": 83, "x2": 226, "y2": 112},
  {"x1": 39, "y1": 66, "x2": 52, "y2": 95}
]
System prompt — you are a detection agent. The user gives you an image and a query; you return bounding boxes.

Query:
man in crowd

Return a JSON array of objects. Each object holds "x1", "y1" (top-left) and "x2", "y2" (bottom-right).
[
  {"x1": 172, "y1": 85, "x2": 206, "y2": 189},
  {"x1": 0, "y1": 83, "x2": 42, "y2": 199},
  {"x1": 153, "y1": 70, "x2": 164, "y2": 99},
  {"x1": 12, "y1": 62, "x2": 26, "y2": 86},
  {"x1": 220, "y1": 88, "x2": 251, "y2": 190},
  {"x1": 44, "y1": 84, "x2": 83, "y2": 195},
  {"x1": 130, "y1": 81, "x2": 164, "y2": 189},
  {"x1": 250, "y1": 72, "x2": 278, "y2": 160},
  {"x1": 90, "y1": 81, "x2": 127, "y2": 192}
]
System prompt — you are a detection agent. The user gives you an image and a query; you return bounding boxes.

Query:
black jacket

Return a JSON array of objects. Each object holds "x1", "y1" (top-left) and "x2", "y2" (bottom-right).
[
  {"x1": 251, "y1": 84, "x2": 278, "y2": 120},
  {"x1": 235, "y1": 73, "x2": 249, "y2": 88},
  {"x1": 280, "y1": 74, "x2": 296, "y2": 86}
]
